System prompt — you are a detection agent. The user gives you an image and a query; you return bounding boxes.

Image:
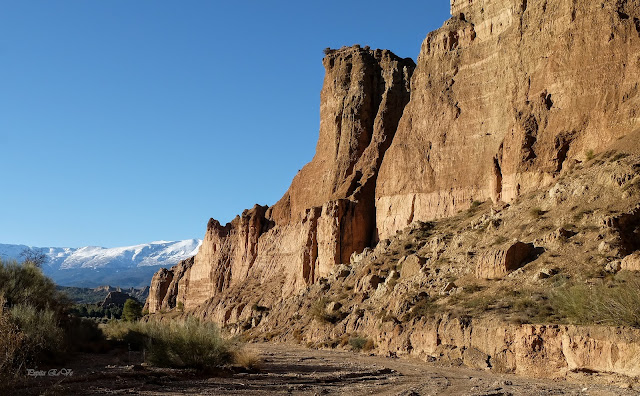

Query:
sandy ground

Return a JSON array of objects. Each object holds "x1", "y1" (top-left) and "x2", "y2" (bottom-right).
[{"x1": 12, "y1": 343, "x2": 639, "y2": 395}]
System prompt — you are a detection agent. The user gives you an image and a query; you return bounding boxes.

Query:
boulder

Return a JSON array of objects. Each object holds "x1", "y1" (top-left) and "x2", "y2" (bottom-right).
[
  {"x1": 476, "y1": 242, "x2": 536, "y2": 279},
  {"x1": 621, "y1": 252, "x2": 640, "y2": 271},
  {"x1": 398, "y1": 254, "x2": 426, "y2": 278}
]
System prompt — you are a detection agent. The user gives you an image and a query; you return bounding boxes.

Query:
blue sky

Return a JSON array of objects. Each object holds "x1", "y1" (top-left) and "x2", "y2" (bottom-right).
[{"x1": 0, "y1": 1, "x2": 451, "y2": 248}]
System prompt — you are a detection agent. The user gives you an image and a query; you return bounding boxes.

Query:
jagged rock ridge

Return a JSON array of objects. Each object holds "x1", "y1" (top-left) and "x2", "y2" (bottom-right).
[{"x1": 147, "y1": 46, "x2": 415, "y2": 312}]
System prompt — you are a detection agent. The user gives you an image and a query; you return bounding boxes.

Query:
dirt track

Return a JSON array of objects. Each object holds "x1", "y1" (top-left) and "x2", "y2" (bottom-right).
[{"x1": 14, "y1": 343, "x2": 639, "y2": 395}]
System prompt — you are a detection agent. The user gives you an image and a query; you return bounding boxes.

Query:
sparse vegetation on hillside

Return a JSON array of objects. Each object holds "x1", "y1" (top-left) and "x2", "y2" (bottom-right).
[
  {"x1": 553, "y1": 276, "x2": 640, "y2": 328},
  {"x1": 234, "y1": 152, "x2": 640, "y2": 355}
]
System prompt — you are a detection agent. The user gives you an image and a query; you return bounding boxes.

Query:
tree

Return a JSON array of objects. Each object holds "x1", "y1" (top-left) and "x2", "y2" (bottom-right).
[
  {"x1": 19, "y1": 248, "x2": 47, "y2": 268},
  {"x1": 123, "y1": 298, "x2": 142, "y2": 322}
]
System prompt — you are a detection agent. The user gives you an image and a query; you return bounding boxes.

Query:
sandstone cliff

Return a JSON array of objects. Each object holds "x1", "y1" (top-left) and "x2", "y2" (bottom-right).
[
  {"x1": 147, "y1": 46, "x2": 414, "y2": 313},
  {"x1": 376, "y1": 0, "x2": 640, "y2": 238},
  {"x1": 146, "y1": 0, "x2": 640, "y2": 382}
]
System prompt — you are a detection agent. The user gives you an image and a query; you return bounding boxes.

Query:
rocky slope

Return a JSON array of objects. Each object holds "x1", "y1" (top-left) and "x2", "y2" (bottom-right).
[{"x1": 147, "y1": 0, "x2": 640, "y2": 381}]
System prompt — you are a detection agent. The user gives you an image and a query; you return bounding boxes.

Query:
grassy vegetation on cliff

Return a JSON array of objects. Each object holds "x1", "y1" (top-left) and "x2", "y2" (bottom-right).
[{"x1": 553, "y1": 276, "x2": 640, "y2": 327}]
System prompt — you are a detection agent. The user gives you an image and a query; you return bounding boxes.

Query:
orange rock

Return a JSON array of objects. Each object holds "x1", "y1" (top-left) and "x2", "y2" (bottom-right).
[
  {"x1": 376, "y1": 1, "x2": 640, "y2": 238},
  {"x1": 475, "y1": 242, "x2": 535, "y2": 279}
]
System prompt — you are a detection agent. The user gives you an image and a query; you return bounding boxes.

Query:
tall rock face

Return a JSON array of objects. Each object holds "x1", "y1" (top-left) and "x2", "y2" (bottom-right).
[
  {"x1": 147, "y1": 47, "x2": 414, "y2": 313},
  {"x1": 376, "y1": 0, "x2": 640, "y2": 238}
]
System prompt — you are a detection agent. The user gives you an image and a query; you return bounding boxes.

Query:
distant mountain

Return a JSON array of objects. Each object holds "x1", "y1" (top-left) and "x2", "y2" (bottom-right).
[
  {"x1": 0, "y1": 240, "x2": 201, "y2": 288},
  {"x1": 57, "y1": 285, "x2": 150, "y2": 304}
]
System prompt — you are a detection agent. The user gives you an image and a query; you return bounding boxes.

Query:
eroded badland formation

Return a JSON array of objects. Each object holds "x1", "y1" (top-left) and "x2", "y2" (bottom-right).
[{"x1": 147, "y1": 0, "x2": 640, "y2": 381}]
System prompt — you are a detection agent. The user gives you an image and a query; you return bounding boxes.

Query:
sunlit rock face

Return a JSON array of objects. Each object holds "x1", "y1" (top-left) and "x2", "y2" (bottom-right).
[
  {"x1": 376, "y1": 0, "x2": 640, "y2": 238},
  {"x1": 148, "y1": 46, "x2": 414, "y2": 311}
]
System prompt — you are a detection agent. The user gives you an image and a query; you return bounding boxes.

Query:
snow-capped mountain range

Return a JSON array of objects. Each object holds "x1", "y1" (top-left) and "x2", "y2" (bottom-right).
[{"x1": 0, "y1": 239, "x2": 202, "y2": 288}]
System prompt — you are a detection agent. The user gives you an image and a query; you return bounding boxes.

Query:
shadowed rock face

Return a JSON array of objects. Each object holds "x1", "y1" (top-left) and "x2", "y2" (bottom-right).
[
  {"x1": 143, "y1": 268, "x2": 172, "y2": 313},
  {"x1": 146, "y1": 46, "x2": 415, "y2": 313},
  {"x1": 376, "y1": 0, "x2": 640, "y2": 238},
  {"x1": 101, "y1": 291, "x2": 133, "y2": 308}
]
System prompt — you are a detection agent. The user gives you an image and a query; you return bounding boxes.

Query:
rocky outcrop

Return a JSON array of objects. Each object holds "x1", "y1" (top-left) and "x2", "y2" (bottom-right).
[
  {"x1": 376, "y1": 0, "x2": 640, "y2": 238},
  {"x1": 404, "y1": 316, "x2": 640, "y2": 379},
  {"x1": 143, "y1": 268, "x2": 173, "y2": 313},
  {"x1": 621, "y1": 252, "x2": 640, "y2": 271},
  {"x1": 148, "y1": 46, "x2": 415, "y2": 311},
  {"x1": 271, "y1": 46, "x2": 415, "y2": 227},
  {"x1": 475, "y1": 241, "x2": 536, "y2": 279},
  {"x1": 101, "y1": 291, "x2": 133, "y2": 308},
  {"x1": 149, "y1": 1, "x2": 640, "y2": 312}
]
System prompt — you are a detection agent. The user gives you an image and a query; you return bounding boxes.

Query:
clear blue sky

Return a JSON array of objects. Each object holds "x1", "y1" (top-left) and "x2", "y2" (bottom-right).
[{"x1": 0, "y1": 1, "x2": 451, "y2": 248}]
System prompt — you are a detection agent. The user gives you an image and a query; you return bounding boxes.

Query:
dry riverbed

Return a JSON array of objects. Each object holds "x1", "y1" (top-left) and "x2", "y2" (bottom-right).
[{"x1": 14, "y1": 343, "x2": 639, "y2": 395}]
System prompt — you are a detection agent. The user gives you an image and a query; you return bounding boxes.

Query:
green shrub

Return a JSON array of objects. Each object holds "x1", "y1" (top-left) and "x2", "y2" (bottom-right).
[
  {"x1": 401, "y1": 297, "x2": 438, "y2": 321},
  {"x1": 310, "y1": 298, "x2": 345, "y2": 324},
  {"x1": 348, "y1": 336, "x2": 374, "y2": 352},
  {"x1": 0, "y1": 260, "x2": 67, "y2": 312},
  {"x1": 123, "y1": 298, "x2": 142, "y2": 322},
  {"x1": 0, "y1": 259, "x2": 69, "y2": 380},
  {"x1": 529, "y1": 207, "x2": 545, "y2": 218},
  {"x1": 146, "y1": 318, "x2": 234, "y2": 369},
  {"x1": 9, "y1": 304, "x2": 63, "y2": 362},
  {"x1": 103, "y1": 318, "x2": 235, "y2": 370},
  {"x1": 0, "y1": 311, "x2": 25, "y2": 380},
  {"x1": 585, "y1": 149, "x2": 595, "y2": 161},
  {"x1": 102, "y1": 320, "x2": 147, "y2": 350},
  {"x1": 348, "y1": 336, "x2": 366, "y2": 351}
]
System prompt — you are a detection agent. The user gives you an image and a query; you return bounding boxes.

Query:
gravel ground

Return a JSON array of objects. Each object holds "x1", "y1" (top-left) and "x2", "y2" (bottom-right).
[{"x1": 12, "y1": 343, "x2": 639, "y2": 395}]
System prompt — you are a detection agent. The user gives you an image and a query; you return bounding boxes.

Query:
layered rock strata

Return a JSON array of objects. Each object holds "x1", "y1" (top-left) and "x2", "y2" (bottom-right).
[{"x1": 376, "y1": 0, "x2": 640, "y2": 238}]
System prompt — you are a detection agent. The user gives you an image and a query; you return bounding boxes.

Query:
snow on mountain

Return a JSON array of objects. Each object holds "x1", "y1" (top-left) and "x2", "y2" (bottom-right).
[{"x1": 0, "y1": 239, "x2": 202, "y2": 270}]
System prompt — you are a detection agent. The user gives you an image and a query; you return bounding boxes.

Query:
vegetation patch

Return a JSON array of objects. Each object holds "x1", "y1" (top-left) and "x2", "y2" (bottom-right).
[
  {"x1": 310, "y1": 298, "x2": 346, "y2": 324},
  {"x1": 348, "y1": 336, "x2": 374, "y2": 352},
  {"x1": 103, "y1": 318, "x2": 243, "y2": 370},
  {"x1": 553, "y1": 277, "x2": 640, "y2": 327}
]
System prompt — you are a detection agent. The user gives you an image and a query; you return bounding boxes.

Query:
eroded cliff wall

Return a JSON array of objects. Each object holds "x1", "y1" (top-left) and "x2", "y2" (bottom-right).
[
  {"x1": 376, "y1": 0, "x2": 640, "y2": 238},
  {"x1": 147, "y1": 47, "x2": 414, "y2": 313}
]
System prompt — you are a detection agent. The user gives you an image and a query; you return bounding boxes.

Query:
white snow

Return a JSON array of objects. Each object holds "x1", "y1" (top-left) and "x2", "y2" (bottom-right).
[{"x1": 0, "y1": 239, "x2": 202, "y2": 270}]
